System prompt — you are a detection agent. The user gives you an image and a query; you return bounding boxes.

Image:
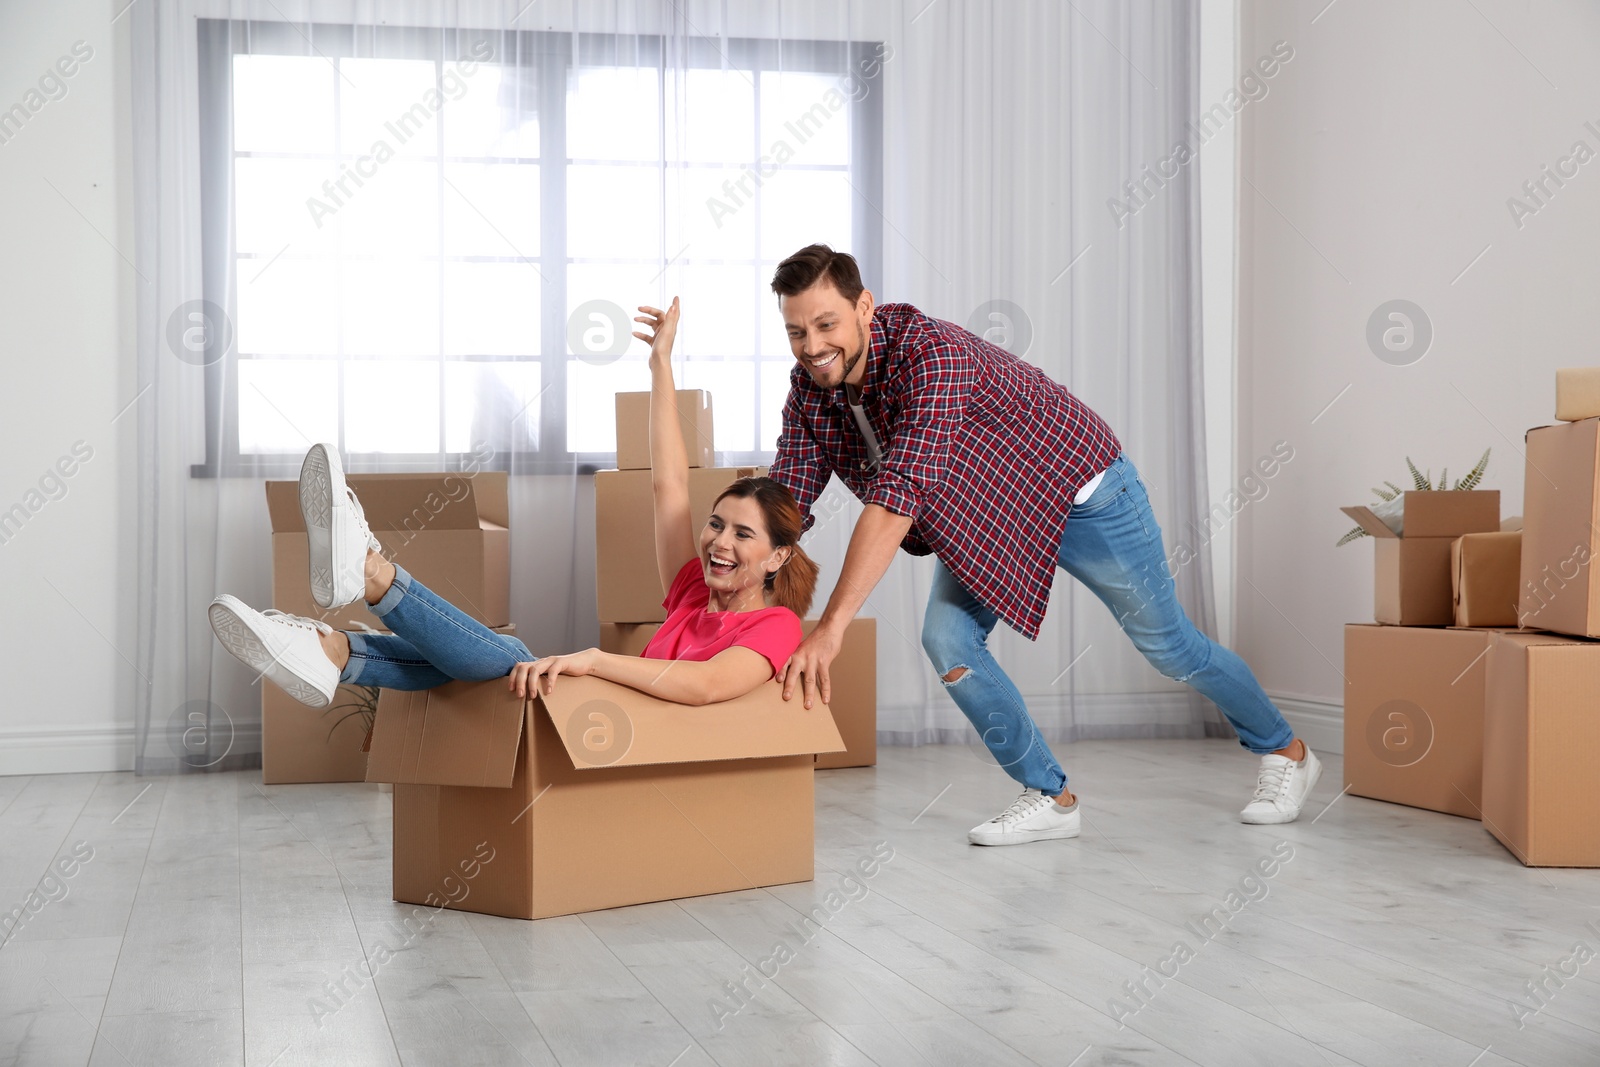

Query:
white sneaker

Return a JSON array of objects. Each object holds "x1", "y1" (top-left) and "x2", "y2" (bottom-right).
[
  {"x1": 208, "y1": 594, "x2": 340, "y2": 708},
  {"x1": 968, "y1": 789, "x2": 1081, "y2": 846},
  {"x1": 1240, "y1": 746, "x2": 1322, "y2": 824},
  {"x1": 300, "y1": 443, "x2": 381, "y2": 609}
]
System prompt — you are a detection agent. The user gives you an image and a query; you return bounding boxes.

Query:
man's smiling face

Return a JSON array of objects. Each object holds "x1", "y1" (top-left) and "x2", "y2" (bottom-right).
[{"x1": 779, "y1": 281, "x2": 875, "y2": 389}]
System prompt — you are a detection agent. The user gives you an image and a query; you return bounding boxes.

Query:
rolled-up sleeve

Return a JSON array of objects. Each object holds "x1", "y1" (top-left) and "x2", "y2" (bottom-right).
[
  {"x1": 767, "y1": 381, "x2": 832, "y2": 533},
  {"x1": 861, "y1": 329, "x2": 975, "y2": 519}
]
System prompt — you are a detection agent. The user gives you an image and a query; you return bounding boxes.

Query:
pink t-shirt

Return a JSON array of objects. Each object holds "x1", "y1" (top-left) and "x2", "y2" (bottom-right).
[{"x1": 640, "y1": 559, "x2": 803, "y2": 678}]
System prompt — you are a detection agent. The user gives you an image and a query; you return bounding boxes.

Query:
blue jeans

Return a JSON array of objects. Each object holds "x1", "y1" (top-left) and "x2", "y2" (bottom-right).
[
  {"x1": 339, "y1": 565, "x2": 534, "y2": 690},
  {"x1": 920, "y1": 453, "x2": 1293, "y2": 795}
]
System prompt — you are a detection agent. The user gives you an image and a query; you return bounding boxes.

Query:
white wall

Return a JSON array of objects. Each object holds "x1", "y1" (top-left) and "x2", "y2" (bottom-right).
[
  {"x1": 1237, "y1": 0, "x2": 1600, "y2": 752},
  {"x1": 0, "y1": 0, "x2": 136, "y2": 773}
]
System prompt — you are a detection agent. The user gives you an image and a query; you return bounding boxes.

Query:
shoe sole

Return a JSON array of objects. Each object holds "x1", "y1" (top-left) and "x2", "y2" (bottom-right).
[
  {"x1": 1240, "y1": 755, "x2": 1325, "y2": 825},
  {"x1": 208, "y1": 597, "x2": 333, "y2": 709},
  {"x1": 968, "y1": 826, "x2": 1081, "y2": 846},
  {"x1": 300, "y1": 444, "x2": 358, "y2": 609}
]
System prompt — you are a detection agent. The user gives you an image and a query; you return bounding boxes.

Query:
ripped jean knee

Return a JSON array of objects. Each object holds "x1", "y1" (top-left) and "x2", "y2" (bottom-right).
[{"x1": 940, "y1": 665, "x2": 972, "y2": 686}]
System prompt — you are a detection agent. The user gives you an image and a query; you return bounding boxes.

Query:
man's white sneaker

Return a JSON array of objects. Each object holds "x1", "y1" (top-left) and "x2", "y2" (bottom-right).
[
  {"x1": 1240, "y1": 746, "x2": 1322, "y2": 824},
  {"x1": 208, "y1": 594, "x2": 340, "y2": 708},
  {"x1": 968, "y1": 789, "x2": 1081, "y2": 846},
  {"x1": 300, "y1": 443, "x2": 381, "y2": 609}
]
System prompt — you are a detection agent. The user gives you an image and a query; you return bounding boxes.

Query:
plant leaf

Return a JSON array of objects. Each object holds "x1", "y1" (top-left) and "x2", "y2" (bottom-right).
[
  {"x1": 1456, "y1": 448, "x2": 1491, "y2": 491},
  {"x1": 1337, "y1": 525, "x2": 1369, "y2": 547},
  {"x1": 1407, "y1": 457, "x2": 1429, "y2": 491}
]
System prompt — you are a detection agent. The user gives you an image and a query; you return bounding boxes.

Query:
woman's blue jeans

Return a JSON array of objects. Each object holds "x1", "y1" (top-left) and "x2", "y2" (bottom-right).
[
  {"x1": 920, "y1": 453, "x2": 1294, "y2": 796},
  {"x1": 339, "y1": 565, "x2": 533, "y2": 690}
]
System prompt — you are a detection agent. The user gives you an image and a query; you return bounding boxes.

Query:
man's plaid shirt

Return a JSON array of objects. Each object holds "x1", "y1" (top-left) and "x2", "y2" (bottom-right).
[{"x1": 768, "y1": 302, "x2": 1121, "y2": 640}]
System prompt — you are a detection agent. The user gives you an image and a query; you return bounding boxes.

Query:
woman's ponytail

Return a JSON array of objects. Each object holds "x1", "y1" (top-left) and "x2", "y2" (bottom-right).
[{"x1": 767, "y1": 541, "x2": 819, "y2": 618}]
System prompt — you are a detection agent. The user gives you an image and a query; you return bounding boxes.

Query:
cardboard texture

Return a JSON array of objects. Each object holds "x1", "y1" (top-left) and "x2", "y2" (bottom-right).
[
  {"x1": 600, "y1": 617, "x2": 878, "y2": 769},
  {"x1": 266, "y1": 472, "x2": 510, "y2": 632},
  {"x1": 1342, "y1": 491, "x2": 1500, "y2": 625},
  {"x1": 366, "y1": 675, "x2": 845, "y2": 919},
  {"x1": 1482, "y1": 631, "x2": 1600, "y2": 867},
  {"x1": 263, "y1": 625, "x2": 516, "y2": 785},
  {"x1": 594, "y1": 466, "x2": 765, "y2": 623},
  {"x1": 1343, "y1": 624, "x2": 1492, "y2": 819},
  {"x1": 1519, "y1": 420, "x2": 1600, "y2": 637},
  {"x1": 1555, "y1": 368, "x2": 1600, "y2": 422},
  {"x1": 615, "y1": 390, "x2": 716, "y2": 470},
  {"x1": 1451, "y1": 531, "x2": 1522, "y2": 628}
]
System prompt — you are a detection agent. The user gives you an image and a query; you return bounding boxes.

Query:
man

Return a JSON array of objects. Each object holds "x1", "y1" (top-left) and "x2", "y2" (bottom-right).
[{"x1": 766, "y1": 244, "x2": 1319, "y2": 846}]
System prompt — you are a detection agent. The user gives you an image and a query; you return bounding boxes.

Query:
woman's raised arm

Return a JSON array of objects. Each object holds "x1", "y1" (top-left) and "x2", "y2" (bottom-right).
[{"x1": 633, "y1": 298, "x2": 698, "y2": 594}]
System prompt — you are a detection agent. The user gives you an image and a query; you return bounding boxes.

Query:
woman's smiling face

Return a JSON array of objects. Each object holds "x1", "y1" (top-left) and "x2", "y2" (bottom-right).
[{"x1": 699, "y1": 493, "x2": 785, "y2": 605}]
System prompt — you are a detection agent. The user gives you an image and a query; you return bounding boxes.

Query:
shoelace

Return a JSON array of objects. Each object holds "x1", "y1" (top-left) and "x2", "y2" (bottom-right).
[
  {"x1": 1251, "y1": 759, "x2": 1295, "y2": 803},
  {"x1": 261, "y1": 608, "x2": 333, "y2": 637},
  {"x1": 995, "y1": 791, "x2": 1055, "y2": 827},
  {"x1": 345, "y1": 488, "x2": 381, "y2": 550}
]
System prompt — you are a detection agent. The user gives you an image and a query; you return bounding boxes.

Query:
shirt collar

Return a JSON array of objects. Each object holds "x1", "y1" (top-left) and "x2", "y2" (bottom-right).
[{"x1": 830, "y1": 309, "x2": 885, "y2": 409}]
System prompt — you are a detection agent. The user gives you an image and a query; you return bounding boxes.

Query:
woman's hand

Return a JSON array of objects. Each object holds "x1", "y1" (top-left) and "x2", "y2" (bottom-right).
[
  {"x1": 508, "y1": 648, "x2": 601, "y2": 699},
  {"x1": 633, "y1": 297, "x2": 680, "y2": 369}
]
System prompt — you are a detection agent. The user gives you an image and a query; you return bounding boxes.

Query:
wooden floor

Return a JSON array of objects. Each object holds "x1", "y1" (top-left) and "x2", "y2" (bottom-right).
[{"x1": 2, "y1": 740, "x2": 1597, "y2": 1067}]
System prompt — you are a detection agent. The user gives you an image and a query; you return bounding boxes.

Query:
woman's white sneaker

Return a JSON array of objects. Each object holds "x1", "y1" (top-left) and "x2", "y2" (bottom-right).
[
  {"x1": 208, "y1": 594, "x2": 339, "y2": 708},
  {"x1": 968, "y1": 789, "x2": 1081, "y2": 846},
  {"x1": 300, "y1": 443, "x2": 381, "y2": 609},
  {"x1": 1240, "y1": 746, "x2": 1322, "y2": 824}
]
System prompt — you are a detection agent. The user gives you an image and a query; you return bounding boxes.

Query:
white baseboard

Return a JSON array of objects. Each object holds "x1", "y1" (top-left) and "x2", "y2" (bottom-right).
[
  {"x1": 1270, "y1": 693, "x2": 1344, "y2": 755},
  {"x1": 0, "y1": 723, "x2": 138, "y2": 775}
]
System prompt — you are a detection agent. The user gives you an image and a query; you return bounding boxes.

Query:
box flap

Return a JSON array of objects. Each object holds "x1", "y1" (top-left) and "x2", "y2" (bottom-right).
[
  {"x1": 266, "y1": 472, "x2": 507, "y2": 533},
  {"x1": 364, "y1": 680, "x2": 526, "y2": 787},
  {"x1": 1402, "y1": 491, "x2": 1500, "y2": 538},
  {"x1": 1341, "y1": 505, "x2": 1398, "y2": 539},
  {"x1": 536, "y1": 676, "x2": 845, "y2": 770},
  {"x1": 1501, "y1": 515, "x2": 1523, "y2": 532}
]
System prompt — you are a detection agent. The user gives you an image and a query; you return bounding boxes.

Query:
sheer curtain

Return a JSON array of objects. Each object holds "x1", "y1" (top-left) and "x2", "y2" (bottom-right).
[{"x1": 129, "y1": 0, "x2": 1217, "y2": 775}]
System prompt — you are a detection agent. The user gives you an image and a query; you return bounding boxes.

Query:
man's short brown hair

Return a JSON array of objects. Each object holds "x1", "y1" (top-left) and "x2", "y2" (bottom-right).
[{"x1": 770, "y1": 244, "x2": 865, "y2": 305}]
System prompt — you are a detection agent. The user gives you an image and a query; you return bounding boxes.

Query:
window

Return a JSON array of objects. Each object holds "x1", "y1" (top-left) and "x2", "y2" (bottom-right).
[{"x1": 195, "y1": 22, "x2": 883, "y2": 475}]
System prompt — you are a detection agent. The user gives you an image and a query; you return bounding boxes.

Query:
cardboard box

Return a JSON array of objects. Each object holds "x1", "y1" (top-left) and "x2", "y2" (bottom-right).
[
  {"x1": 267, "y1": 473, "x2": 510, "y2": 632},
  {"x1": 1482, "y1": 630, "x2": 1600, "y2": 866},
  {"x1": 615, "y1": 389, "x2": 716, "y2": 470},
  {"x1": 263, "y1": 625, "x2": 517, "y2": 785},
  {"x1": 365, "y1": 675, "x2": 845, "y2": 919},
  {"x1": 1343, "y1": 624, "x2": 1493, "y2": 819},
  {"x1": 600, "y1": 617, "x2": 877, "y2": 769},
  {"x1": 1342, "y1": 491, "x2": 1500, "y2": 625},
  {"x1": 1555, "y1": 368, "x2": 1600, "y2": 422},
  {"x1": 1519, "y1": 420, "x2": 1600, "y2": 636},
  {"x1": 1452, "y1": 530, "x2": 1522, "y2": 628},
  {"x1": 594, "y1": 466, "x2": 765, "y2": 623}
]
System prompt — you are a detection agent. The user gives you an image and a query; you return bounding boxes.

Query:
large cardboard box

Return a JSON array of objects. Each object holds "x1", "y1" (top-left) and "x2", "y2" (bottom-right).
[
  {"x1": 1483, "y1": 631, "x2": 1600, "y2": 866},
  {"x1": 267, "y1": 473, "x2": 510, "y2": 632},
  {"x1": 600, "y1": 617, "x2": 877, "y2": 769},
  {"x1": 1555, "y1": 368, "x2": 1600, "y2": 422},
  {"x1": 1519, "y1": 419, "x2": 1600, "y2": 636},
  {"x1": 263, "y1": 624, "x2": 518, "y2": 785},
  {"x1": 594, "y1": 466, "x2": 764, "y2": 623},
  {"x1": 365, "y1": 676, "x2": 845, "y2": 919},
  {"x1": 1452, "y1": 530, "x2": 1522, "y2": 628},
  {"x1": 1342, "y1": 491, "x2": 1500, "y2": 625},
  {"x1": 615, "y1": 389, "x2": 715, "y2": 470},
  {"x1": 1343, "y1": 624, "x2": 1493, "y2": 819}
]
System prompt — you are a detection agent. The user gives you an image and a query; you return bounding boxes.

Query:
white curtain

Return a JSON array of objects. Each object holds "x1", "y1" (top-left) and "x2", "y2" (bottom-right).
[{"x1": 129, "y1": 0, "x2": 1217, "y2": 775}]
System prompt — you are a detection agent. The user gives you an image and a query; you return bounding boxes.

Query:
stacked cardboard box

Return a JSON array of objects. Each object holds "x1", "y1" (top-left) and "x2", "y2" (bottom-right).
[
  {"x1": 594, "y1": 390, "x2": 877, "y2": 768},
  {"x1": 263, "y1": 472, "x2": 511, "y2": 783},
  {"x1": 1342, "y1": 368, "x2": 1600, "y2": 866}
]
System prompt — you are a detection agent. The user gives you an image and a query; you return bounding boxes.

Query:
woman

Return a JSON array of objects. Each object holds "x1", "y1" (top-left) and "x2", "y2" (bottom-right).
[{"x1": 209, "y1": 299, "x2": 820, "y2": 708}]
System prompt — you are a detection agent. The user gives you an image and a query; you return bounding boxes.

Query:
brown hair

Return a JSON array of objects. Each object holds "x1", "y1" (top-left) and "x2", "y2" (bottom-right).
[
  {"x1": 770, "y1": 244, "x2": 865, "y2": 306},
  {"x1": 713, "y1": 476, "x2": 819, "y2": 618}
]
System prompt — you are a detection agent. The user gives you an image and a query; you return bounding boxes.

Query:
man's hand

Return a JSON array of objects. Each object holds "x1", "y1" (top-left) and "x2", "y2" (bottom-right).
[
  {"x1": 779, "y1": 625, "x2": 843, "y2": 709},
  {"x1": 509, "y1": 648, "x2": 600, "y2": 699}
]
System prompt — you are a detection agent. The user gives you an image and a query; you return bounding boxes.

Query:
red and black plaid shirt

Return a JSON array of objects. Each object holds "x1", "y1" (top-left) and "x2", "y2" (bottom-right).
[{"x1": 768, "y1": 302, "x2": 1121, "y2": 640}]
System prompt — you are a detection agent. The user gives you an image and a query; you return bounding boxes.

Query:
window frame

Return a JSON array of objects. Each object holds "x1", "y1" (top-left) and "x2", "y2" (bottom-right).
[{"x1": 192, "y1": 19, "x2": 883, "y2": 477}]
